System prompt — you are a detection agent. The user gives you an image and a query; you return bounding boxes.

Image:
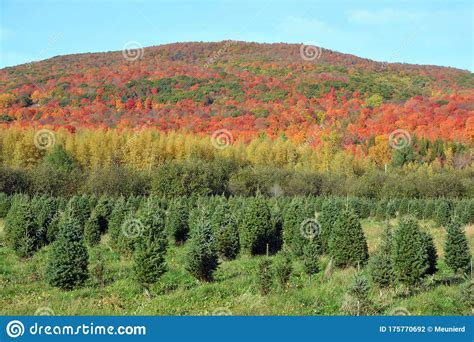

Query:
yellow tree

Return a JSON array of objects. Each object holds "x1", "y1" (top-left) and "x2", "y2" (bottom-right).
[{"x1": 368, "y1": 135, "x2": 391, "y2": 169}]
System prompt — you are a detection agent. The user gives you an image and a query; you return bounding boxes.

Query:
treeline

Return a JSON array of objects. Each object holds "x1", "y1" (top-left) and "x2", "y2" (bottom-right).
[
  {"x1": 1, "y1": 128, "x2": 471, "y2": 171},
  {"x1": 2, "y1": 193, "x2": 471, "y2": 293},
  {"x1": 1, "y1": 142, "x2": 473, "y2": 199}
]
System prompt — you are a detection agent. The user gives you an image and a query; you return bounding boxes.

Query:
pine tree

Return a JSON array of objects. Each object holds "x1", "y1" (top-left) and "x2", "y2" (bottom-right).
[
  {"x1": 211, "y1": 202, "x2": 240, "y2": 260},
  {"x1": 282, "y1": 199, "x2": 308, "y2": 256},
  {"x1": 344, "y1": 273, "x2": 373, "y2": 315},
  {"x1": 133, "y1": 205, "x2": 168, "y2": 287},
  {"x1": 273, "y1": 252, "x2": 292, "y2": 289},
  {"x1": 329, "y1": 209, "x2": 369, "y2": 268},
  {"x1": 386, "y1": 199, "x2": 398, "y2": 219},
  {"x1": 303, "y1": 241, "x2": 320, "y2": 278},
  {"x1": 445, "y1": 217, "x2": 471, "y2": 275},
  {"x1": 368, "y1": 223, "x2": 395, "y2": 288},
  {"x1": 108, "y1": 197, "x2": 127, "y2": 251},
  {"x1": 167, "y1": 199, "x2": 189, "y2": 245},
  {"x1": 420, "y1": 231, "x2": 438, "y2": 275},
  {"x1": 84, "y1": 211, "x2": 101, "y2": 246},
  {"x1": 0, "y1": 192, "x2": 11, "y2": 218},
  {"x1": 5, "y1": 196, "x2": 41, "y2": 258},
  {"x1": 319, "y1": 199, "x2": 341, "y2": 254},
  {"x1": 258, "y1": 258, "x2": 273, "y2": 295},
  {"x1": 45, "y1": 213, "x2": 89, "y2": 290},
  {"x1": 31, "y1": 195, "x2": 58, "y2": 247},
  {"x1": 392, "y1": 216, "x2": 428, "y2": 286},
  {"x1": 423, "y1": 200, "x2": 436, "y2": 220},
  {"x1": 185, "y1": 218, "x2": 218, "y2": 282},
  {"x1": 66, "y1": 195, "x2": 90, "y2": 227},
  {"x1": 434, "y1": 200, "x2": 451, "y2": 227},
  {"x1": 94, "y1": 195, "x2": 113, "y2": 233},
  {"x1": 240, "y1": 196, "x2": 273, "y2": 255}
]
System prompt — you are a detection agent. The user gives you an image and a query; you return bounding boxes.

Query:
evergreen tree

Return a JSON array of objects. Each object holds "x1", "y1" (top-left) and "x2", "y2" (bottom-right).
[
  {"x1": 303, "y1": 241, "x2": 320, "y2": 278},
  {"x1": 5, "y1": 196, "x2": 41, "y2": 258},
  {"x1": 346, "y1": 273, "x2": 373, "y2": 315},
  {"x1": 392, "y1": 216, "x2": 428, "y2": 286},
  {"x1": 329, "y1": 209, "x2": 369, "y2": 268},
  {"x1": 375, "y1": 199, "x2": 388, "y2": 220},
  {"x1": 423, "y1": 200, "x2": 436, "y2": 220},
  {"x1": 84, "y1": 211, "x2": 101, "y2": 246},
  {"x1": 108, "y1": 197, "x2": 127, "y2": 251},
  {"x1": 445, "y1": 217, "x2": 471, "y2": 275},
  {"x1": 211, "y1": 202, "x2": 240, "y2": 260},
  {"x1": 133, "y1": 205, "x2": 167, "y2": 287},
  {"x1": 66, "y1": 195, "x2": 91, "y2": 227},
  {"x1": 282, "y1": 199, "x2": 310, "y2": 256},
  {"x1": 434, "y1": 200, "x2": 451, "y2": 227},
  {"x1": 368, "y1": 223, "x2": 395, "y2": 288},
  {"x1": 185, "y1": 218, "x2": 218, "y2": 282},
  {"x1": 385, "y1": 199, "x2": 399, "y2": 219},
  {"x1": 41, "y1": 144, "x2": 77, "y2": 172},
  {"x1": 31, "y1": 195, "x2": 58, "y2": 247},
  {"x1": 45, "y1": 213, "x2": 89, "y2": 290},
  {"x1": 258, "y1": 258, "x2": 273, "y2": 295},
  {"x1": 94, "y1": 195, "x2": 113, "y2": 233},
  {"x1": 0, "y1": 192, "x2": 11, "y2": 218},
  {"x1": 240, "y1": 196, "x2": 274, "y2": 255},
  {"x1": 167, "y1": 199, "x2": 189, "y2": 245},
  {"x1": 420, "y1": 231, "x2": 438, "y2": 275},
  {"x1": 273, "y1": 252, "x2": 292, "y2": 289},
  {"x1": 319, "y1": 199, "x2": 341, "y2": 254}
]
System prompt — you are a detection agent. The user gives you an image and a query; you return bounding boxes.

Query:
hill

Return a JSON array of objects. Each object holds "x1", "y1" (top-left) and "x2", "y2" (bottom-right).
[{"x1": 0, "y1": 41, "x2": 473, "y2": 146}]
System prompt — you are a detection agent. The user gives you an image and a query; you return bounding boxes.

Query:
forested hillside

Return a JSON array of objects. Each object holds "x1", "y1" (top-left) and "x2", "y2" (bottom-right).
[{"x1": 0, "y1": 41, "x2": 473, "y2": 146}]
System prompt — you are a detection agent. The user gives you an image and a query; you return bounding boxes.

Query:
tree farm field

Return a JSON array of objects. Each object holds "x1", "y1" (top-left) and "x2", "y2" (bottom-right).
[{"x1": 1, "y1": 209, "x2": 472, "y2": 316}]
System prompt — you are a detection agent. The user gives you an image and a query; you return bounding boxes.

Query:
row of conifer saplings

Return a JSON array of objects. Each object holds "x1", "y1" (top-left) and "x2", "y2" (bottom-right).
[{"x1": 1, "y1": 193, "x2": 472, "y2": 292}]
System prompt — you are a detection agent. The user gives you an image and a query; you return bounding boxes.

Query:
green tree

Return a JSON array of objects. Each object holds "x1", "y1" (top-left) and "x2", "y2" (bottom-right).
[
  {"x1": 420, "y1": 231, "x2": 438, "y2": 275},
  {"x1": 167, "y1": 199, "x2": 189, "y2": 245},
  {"x1": 282, "y1": 200, "x2": 311, "y2": 257},
  {"x1": 303, "y1": 241, "x2": 320, "y2": 278},
  {"x1": 329, "y1": 209, "x2": 369, "y2": 268},
  {"x1": 368, "y1": 223, "x2": 395, "y2": 288},
  {"x1": 258, "y1": 258, "x2": 273, "y2": 295},
  {"x1": 211, "y1": 202, "x2": 240, "y2": 260},
  {"x1": 392, "y1": 216, "x2": 428, "y2": 286},
  {"x1": 273, "y1": 252, "x2": 292, "y2": 289},
  {"x1": 5, "y1": 196, "x2": 41, "y2": 258},
  {"x1": 240, "y1": 196, "x2": 274, "y2": 255},
  {"x1": 319, "y1": 199, "x2": 341, "y2": 254},
  {"x1": 445, "y1": 217, "x2": 471, "y2": 275},
  {"x1": 84, "y1": 211, "x2": 101, "y2": 246},
  {"x1": 434, "y1": 200, "x2": 451, "y2": 227},
  {"x1": 133, "y1": 205, "x2": 168, "y2": 287},
  {"x1": 45, "y1": 213, "x2": 89, "y2": 290},
  {"x1": 185, "y1": 219, "x2": 219, "y2": 282}
]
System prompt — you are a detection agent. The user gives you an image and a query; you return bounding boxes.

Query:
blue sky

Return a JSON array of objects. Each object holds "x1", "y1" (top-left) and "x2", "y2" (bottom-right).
[{"x1": 1, "y1": 0, "x2": 472, "y2": 70}]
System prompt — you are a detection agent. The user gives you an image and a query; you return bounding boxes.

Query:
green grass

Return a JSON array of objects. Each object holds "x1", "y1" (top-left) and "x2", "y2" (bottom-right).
[{"x1": 0, "y1": 218, "x2": 472, "y2": 316}]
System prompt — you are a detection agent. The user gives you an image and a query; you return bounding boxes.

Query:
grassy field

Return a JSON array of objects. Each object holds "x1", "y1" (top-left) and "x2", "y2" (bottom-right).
[{"x1": 0, "y1": 218, "x2": 472, "y2": 316}]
